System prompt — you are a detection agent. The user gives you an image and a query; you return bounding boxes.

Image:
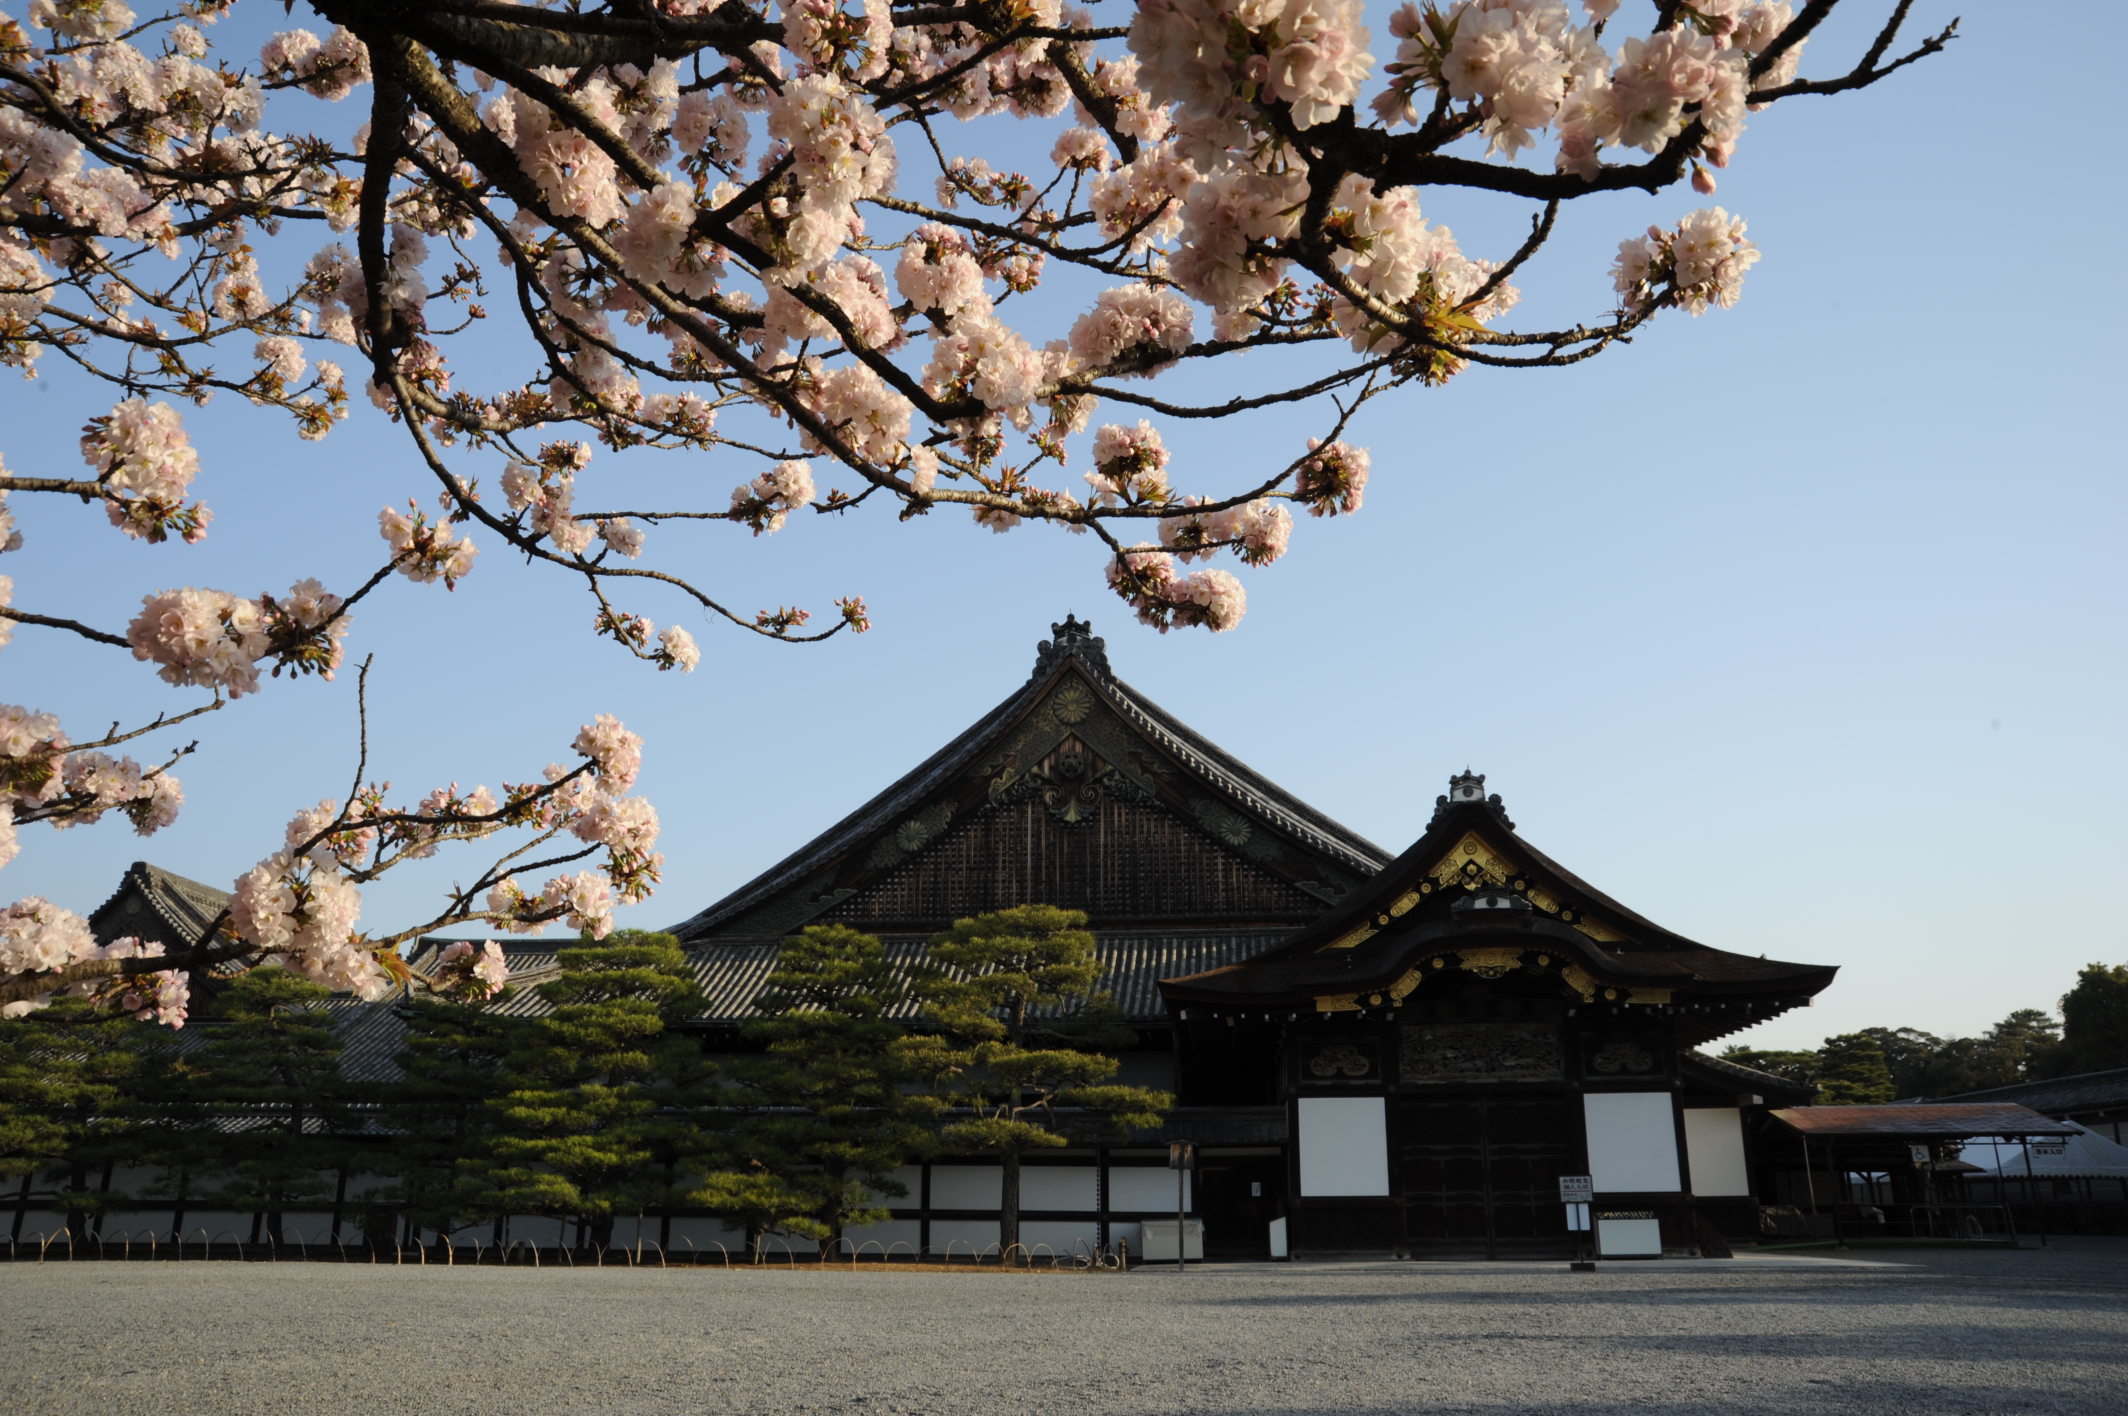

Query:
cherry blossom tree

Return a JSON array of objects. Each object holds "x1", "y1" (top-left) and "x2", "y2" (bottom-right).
[{"x1": 0, "y1": 0, "x2": 1955, "y2": 1021}]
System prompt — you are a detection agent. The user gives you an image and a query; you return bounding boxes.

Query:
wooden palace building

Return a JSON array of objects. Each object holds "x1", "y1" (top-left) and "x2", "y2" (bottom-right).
[
  {"x1": 20, "y1": 618, "x2": 1837, "y2": 1261},
  {"x1": 660, "y1": 616, "x2": 1834, "y2": 1260}
]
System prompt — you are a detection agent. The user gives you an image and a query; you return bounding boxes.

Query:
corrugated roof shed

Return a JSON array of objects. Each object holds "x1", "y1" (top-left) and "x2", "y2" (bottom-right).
[{"x1": 1772, "y1": 1104, "x2": 2080, "y2": 1138}]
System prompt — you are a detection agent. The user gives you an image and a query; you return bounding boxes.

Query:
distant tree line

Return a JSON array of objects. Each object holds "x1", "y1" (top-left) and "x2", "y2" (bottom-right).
[
  {"x1": 0, "y1": 907, "x2": 1168, "y2": 1255},
  {"x1": 1721, "y1": 963, "x2": 2128, "y2": 1106}
]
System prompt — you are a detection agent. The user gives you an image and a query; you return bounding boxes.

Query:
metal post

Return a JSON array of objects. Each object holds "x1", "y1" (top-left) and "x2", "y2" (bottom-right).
[
  {"x1": 1176, "y1": 1163, "x2": 1186, "y2": 1275},
  {"x1": 2023, "y1": 1134, "x2": 2047, "y2": 1248},
  {"x1": 1169, "y1": 1139, "x2": 1193, "y2": 1272}
]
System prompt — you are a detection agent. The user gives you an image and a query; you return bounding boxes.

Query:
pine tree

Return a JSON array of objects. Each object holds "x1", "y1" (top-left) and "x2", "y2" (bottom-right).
[
  {"x1": 473, "y1": 930, "x2": 705, "y2": 1253},
  {"x1": 913, "y1": 905, "x2": 1169, "y2": 1254},
  {"x1": 1983, "y1": 1008, "x2": 2062, "y2": 1081},
  {"x1": 2056, "y1": 964, "x2": 2128, "y2": 1076},
  {"x1": 382, "y1": 993, "x2": 520, "y2": 1243},
  {"x1": 1849, "y1": 1027, "x2": 1946, "y2": 1099},
  {"x1": 700, "y1": 925, "x2": 937, "y2": 1256},
  {"x1": 1815, "y1": 1032, "x2": 1896, "y2": 1106},
  {"x1": 0, "y1": 997, "x2": 168, "y2": 1241},
  {"x1": 176, "y1": 969, "x2": 354, "y2": 1246},
  {"x1": 1717, "y1": 1045, "x2": 1824, "y2": 1095}
]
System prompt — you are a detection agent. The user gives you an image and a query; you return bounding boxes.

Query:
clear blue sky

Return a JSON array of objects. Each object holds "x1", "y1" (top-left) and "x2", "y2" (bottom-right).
[{"x1": 5, "y1": 2, "x2": 2120, "y2": 1052}]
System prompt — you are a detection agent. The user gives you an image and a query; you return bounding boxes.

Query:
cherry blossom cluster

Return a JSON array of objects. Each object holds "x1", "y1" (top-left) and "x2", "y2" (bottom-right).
[
  {"x1": 1107, "y1": 547, "x2": 1249, "y2": 634},
  {"x1": 594, "y1": 605, "x2": 702, "y2": 673},
  {"x1": 79, "y1": 399, "x2": 210, "y2": 544},
  {"x1": 1293, "y1": 439, "x2": 1372, "y2": 517},
  {"x1": 3, "y1": 701, "x2": 183, "y2": 855},
  {"x1": 1613, "y1": 207, "x2": 1762, "y2": 315},
  {"x1": 731, "y1": 459, "x2": 818, "y2": 536},
  {"x1": 0, "y1": 897, "x2": 95, "y2": 1007},
  {"x1": 1374, "y1": 1, "x2": 1801, "y2": 181},
  {"x1": 215, "y1": 713, "x2": 660, "y2": 1005},
  {"x1": 0, "y1": 898, "x2": 177, "y2": 1022},
  {"x1": 1085, "y1": 422, "x2": 1173, "y2": 509},
  {"x1": 229, "y1": 845, "x2": 387, "y2": 998},
  {"x1": 500, "y1": 442, "x2": 599, "y2": 557},
  {"x1": 487, "y1": 870, "x2": 620, "y2": 940},
  {"x1": 378, "y1": 502, "x2": 479, "y2": 586},
  {"x1": 430, "y1": 938, "x2": 510, "y2": 1000},
  {"x1": 1132, "y1": 0, "x2": 1376, "y2": 142},
  {"x1": 74, "y1": 936, "x2": 190, "y2": 1028},
  {"x1": 1161, "y1": 497, "x2": 1294, "y2": 568},
  {"x1": 127, "y1": 578, "x2": 349, "y2": 698}
]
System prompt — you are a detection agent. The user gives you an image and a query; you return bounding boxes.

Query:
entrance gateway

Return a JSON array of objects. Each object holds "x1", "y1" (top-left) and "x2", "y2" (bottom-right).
[{"x1": 1159, "y1": 769, "x2": 1834, "y2": 1261}]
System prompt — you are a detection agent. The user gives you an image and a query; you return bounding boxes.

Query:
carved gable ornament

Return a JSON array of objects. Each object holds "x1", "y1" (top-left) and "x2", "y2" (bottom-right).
[{"x1": 995, "y1": 739, "x2": 1154, "y2": 825}]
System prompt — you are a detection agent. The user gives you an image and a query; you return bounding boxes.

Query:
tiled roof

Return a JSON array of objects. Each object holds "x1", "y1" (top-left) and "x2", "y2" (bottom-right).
[
  {"x1": 1771, "y1": 1104, "x2": 2080, "y2": 1138},
  {"x1": 327, "y1": 931, "x2": 1280, "y2": 1084},
  {"x1": 409, "y1": 931, "x2": 1289, "y2": 1025},
  {"x1": 89, "y1": 861, "x2": 233, "y2": 948},
  {"x1": 324, "y1": 998, "x2": 411, "y2": 1085},
  {"x1": 1683, "y1": 1049, "x2": 1812, "y2": 1100},
  {"x1": 1920, "y1": 1067, "x2": 2128, "y2": 1115}
]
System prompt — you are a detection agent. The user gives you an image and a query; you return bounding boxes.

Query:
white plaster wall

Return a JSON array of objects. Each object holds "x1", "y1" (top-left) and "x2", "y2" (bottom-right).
[
  {"x1": 864, "y1": 1165, "x2": 925, "y2": 1206},
  {"x1": 1583, "y1": 1093, "x2": 1681, "y2": 1193},
  {"x1": 503, "y1": 1215, "x2": 567, "y2": 1248},
  {"x1": 1020, "y1": 1166, "x2": 1098, "y2": 1211},
  {"x1": 663, "y1": 1217, "x2": 745, "y2": 1256},
  {"x1": 106, "y1": 1165, "x2": 164, "y2": 1193},
  {"x1": 175, "y1": 1211, "x2": 252, "y2": 1241},
  {"x1": 1683, "y1": 1108, "x2": 1752, "y2": 1196},
  {"x1": 1106, "y1": 1166, "x2": 1190, "y2": 1211},
  {"x1": 1018, "y1": 1220, "x2": 1103, "y2": 1253},
  {"x1": 928, "y1": 1165, "x2": 1003, "y2": 1209},
  {"x1": 1297, "y1": 1096, "x2": 1390, "y2": 1197},
  {"x1": 842, "y1": 1219, "x2": 922, "y2": 1252},
  {"x1": 927, "y1": 1219, "x2": 1000, "y2": 1255},
  {"x1": 273, "y1": 1213, "x2": 339, "y2": 1243},
  {"x1": 92, "y1": 1210, "x2": 178, "y2": 1239}
]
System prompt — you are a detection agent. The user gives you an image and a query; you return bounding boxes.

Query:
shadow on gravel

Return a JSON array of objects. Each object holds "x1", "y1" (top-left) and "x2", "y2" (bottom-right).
[{"x1": 1187, "y1": 1276, "x2": 2128, "y2": 1313}]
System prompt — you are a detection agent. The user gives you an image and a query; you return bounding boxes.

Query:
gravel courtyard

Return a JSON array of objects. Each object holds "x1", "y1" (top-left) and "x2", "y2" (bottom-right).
[{"x1": 6, "y1": 1241, "x2": 2125, "y2": 1416}]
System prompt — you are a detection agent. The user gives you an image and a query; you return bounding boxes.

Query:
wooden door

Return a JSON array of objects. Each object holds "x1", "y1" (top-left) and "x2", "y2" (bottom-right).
[{"x1": 1400, "y1": 1097, "x2": 1575, "y2": 1259}]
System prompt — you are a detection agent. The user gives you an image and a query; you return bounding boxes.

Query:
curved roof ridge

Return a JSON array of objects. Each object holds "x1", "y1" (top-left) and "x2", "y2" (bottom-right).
[
  {"x1": 89, "y1": 859, "x2": 231, "y2": 945},
  {"x1": 1098, "y1": 672, "x2": 1388, "y2": 873},
  {"x1": 668, "y1": 618, "x2": 1387, "y2": 941}
]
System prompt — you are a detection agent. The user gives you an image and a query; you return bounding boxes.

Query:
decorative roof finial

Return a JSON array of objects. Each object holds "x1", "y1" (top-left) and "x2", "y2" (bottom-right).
[
  {"x1": 1032, "y1": 614, "x2": 1110, "y2": 679},
  {"x1": 1430, "y1": 769, "x2": 1515, "y2": 829}
]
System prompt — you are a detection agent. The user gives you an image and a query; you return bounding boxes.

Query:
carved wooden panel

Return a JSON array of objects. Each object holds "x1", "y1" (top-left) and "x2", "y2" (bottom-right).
[
  {"x1": 1295, "y1": 1033, "x2": 1382, "y2": 1084},
  {"x1": 1399, "y1": 1021, "x2": 1565, "y2": 1083},
  {"x1": 824, "y1": 795, "x2": 1322, "y2": 930}
]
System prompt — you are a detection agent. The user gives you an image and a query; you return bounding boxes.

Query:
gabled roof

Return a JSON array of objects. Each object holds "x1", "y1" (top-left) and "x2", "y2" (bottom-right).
[
  {"x1": 1919, "y1": 1067, "x2": 2128, "y2": 1117},
  {"x1": 1158, "y1": 774, "x2": 1834, "y2": 1040},
  {"x1": 89, "y1": 860, "x2": 230, "y2": 946},
  {"x1": 669, "y1": 617, "x2": 1389, "y2": 943}
]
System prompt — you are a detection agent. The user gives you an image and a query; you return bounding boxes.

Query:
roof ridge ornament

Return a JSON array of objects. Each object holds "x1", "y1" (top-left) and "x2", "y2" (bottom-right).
[
  {"x1": 1032, "y1": 614, "x2": 1111, "y2": 680},
  {"x1": 1430, "y1": 769, "x2": 1516, "y2": 830}
]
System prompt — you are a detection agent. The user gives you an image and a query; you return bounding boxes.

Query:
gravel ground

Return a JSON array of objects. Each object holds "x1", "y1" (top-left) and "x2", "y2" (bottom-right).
[{"x1": 5, "y1": 1240, "x2": 2125, "y2": 1416}]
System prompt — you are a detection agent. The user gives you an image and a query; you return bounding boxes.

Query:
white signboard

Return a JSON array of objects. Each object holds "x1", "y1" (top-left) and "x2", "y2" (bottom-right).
[{"x1": 1558, "y1": 1174, "x2": 1594, "y2": 1204}]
